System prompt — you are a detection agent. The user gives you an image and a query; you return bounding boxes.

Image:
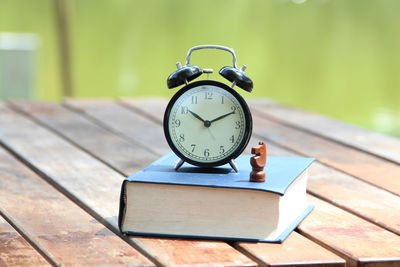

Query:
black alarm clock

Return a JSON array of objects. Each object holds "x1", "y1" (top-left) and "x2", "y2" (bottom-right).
[{"x1": 164, "y1": 45, "x2": 253, "y2": 172}]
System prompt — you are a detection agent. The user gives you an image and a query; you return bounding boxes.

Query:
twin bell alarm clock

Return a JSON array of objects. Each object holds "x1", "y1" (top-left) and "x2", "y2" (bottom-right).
[{"x1": 163, "y1": 45, "x2": 253, "y2": 172}]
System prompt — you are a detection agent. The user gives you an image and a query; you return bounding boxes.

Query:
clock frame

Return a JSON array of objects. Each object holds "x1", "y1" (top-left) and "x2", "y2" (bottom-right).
[{"x1": 163, "y1": 80, "x2": 252, "y2": 171}]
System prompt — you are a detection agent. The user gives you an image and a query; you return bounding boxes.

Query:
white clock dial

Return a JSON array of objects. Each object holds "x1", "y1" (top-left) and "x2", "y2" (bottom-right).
[{"x1": 166, "y1": 82, "x2": 250, "y2": 165}]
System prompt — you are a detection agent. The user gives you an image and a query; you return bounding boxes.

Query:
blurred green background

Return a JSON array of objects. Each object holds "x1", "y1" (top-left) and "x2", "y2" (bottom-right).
[{"x1": 0, "y1": 0, "x2": 399, "y2": 136}]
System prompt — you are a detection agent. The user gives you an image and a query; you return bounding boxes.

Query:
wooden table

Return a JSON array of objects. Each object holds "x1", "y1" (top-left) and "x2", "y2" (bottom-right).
[{"x1": 1, "y1": 98, "x2": 400, "y2": 267}]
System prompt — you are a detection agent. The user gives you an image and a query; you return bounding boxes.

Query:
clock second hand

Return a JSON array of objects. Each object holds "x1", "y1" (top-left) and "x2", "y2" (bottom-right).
[
  {"x1": 208, "y1": 127, "x2": 216, "y2": 141},
  {"x1": 206, "y1": 110, "x2": 235, "y2": 140},
  {"x1": 188, "y1": 109, "x2": 216, "y2": 140}
]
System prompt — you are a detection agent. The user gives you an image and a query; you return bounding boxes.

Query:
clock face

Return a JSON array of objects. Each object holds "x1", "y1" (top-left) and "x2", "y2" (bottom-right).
[{"x1": 164, "y1": 80, "x2": 252, "y2": 167}]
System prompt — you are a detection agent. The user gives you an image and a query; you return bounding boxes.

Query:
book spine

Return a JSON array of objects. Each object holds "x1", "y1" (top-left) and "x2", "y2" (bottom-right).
[{"x1": 118, "y1": 179, "x2": 128, "y2": 232}]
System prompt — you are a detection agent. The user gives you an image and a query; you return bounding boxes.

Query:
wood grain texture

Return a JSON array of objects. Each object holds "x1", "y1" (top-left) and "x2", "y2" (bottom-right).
[
  {"x1": 0, "y1": 216, "x2": 49, "y2": 267},
  {"x1": 237, "y1": 232, "x2": 344, "y2": 267},
  {"x1": 10, "y1": 101, "x2": 155, "y2": 174},
  {"x1": 119, "y1": 98, "x2": 167, "y2": 124},
  {"x1": 306, "y1": 162, "x2": 400, "y2": 236},
  {"x1": 263, "y1": 142, "x2": 400, "y2": 236},
  {"x1": 6, "y1": 100, "x2": 400, "y2": 266},
  {"x1": 251, "y1": 112, "x2": 400, "y2": 196},
  {"x1": 122, "y1": 98, "x2": 400, "y2": 236},
  {"x1": 64, "y1": 99, "x2": 169, "y2": 155},
  {"x1": 123, "y1": 98, "x2": 400, "y2": 266},
  {"x1": 0, "y1": 147, "x2": 153, "y2": 266},
  {"x1": 133, "y1": 238, "x2": 256, "y2": 267},
  {"x1": 250, "y1": 99, "x2": 400, "y2": 164},
  {"x1": 116, "y1": 99, "x2": 352, "y2": 266},
  {"x1": 1, "y1": 102, "x2": 255, "y2": 267},
  {"x1": 300, "y1": 196, "x2": 400, "y2": 267},
  {"x1": 0, "y1": 103, "x2": 122, "y2": 223}
]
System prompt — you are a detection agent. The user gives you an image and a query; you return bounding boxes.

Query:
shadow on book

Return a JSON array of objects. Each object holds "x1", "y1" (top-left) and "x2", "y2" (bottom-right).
[{"x1": 178, "y1": 166, "x2": 232, "y2": 174}]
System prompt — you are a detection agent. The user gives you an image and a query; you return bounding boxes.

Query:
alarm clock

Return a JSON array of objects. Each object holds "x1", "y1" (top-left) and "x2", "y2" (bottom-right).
[{"x1": 164, "y1": 45, "x2": 253, "y2": 172}]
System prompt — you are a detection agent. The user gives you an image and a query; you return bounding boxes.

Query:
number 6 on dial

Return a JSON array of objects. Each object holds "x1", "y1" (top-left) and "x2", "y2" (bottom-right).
[{"x1": 164, "y1": 45, "x2": 253, "y2": 172}]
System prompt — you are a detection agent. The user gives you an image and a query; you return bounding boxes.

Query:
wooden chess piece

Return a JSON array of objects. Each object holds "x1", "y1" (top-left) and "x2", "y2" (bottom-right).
[{"x1": 250, "y1": 141, "x2": 267, "y2": 182}]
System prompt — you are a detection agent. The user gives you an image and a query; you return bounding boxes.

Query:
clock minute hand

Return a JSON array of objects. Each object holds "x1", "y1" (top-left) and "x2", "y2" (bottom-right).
[
  {"x1": 210, "y1": 111, "x2": 235, "y2": 124},
  {"x1": 188, "y1": 109, "x2": 205, "y2": 123}
]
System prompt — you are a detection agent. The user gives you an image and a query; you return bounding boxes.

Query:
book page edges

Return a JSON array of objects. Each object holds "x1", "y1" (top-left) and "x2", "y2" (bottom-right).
[
  {"x1": 120, "y1": 205, "x2": 313, "y2": 243},
  {"x1": 122, "y1": 183, "x2": 280, "y2": 239},
  {"x1": 121, "y1": 170, "x2": 309, "y2": 241},
  {"x1": 275, "y1": 170, "x2": 309, "y2": 238}
]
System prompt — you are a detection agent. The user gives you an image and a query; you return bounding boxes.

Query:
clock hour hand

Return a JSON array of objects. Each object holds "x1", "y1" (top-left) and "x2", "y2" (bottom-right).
[
  {"x1": 188, "y1": 109, "x2": 206, "y2": 123},
  {"x1": 210, "y1": 111, "x2": 235, "y2": 124}
]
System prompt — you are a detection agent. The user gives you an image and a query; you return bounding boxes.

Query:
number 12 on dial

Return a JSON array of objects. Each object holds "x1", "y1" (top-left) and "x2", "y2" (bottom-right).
[{"x1": 163, "y1": 80, "x2": 252, "y2": 171}]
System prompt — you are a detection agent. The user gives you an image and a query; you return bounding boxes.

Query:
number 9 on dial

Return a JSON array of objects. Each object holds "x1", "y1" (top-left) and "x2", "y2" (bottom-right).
[{"x1": 163, "y1": 80, "x2": 252, "y2": 171}]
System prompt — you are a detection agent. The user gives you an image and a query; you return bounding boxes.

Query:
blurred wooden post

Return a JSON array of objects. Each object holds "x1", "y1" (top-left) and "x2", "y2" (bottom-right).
[{"x1": 55, "y1": 0, "x2": 73, "y2": 97}]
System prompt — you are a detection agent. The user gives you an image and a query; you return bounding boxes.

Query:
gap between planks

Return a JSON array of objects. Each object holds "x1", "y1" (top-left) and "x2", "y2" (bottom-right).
[
  {"x1": 119, "y1": 98, "x2": 400, "y2": 236},
  {"x1": 0, "y1": 104, "x2": 165, "y2": 266},
  {"x1": 3, "y1": 102, "x2": 257, "y2": 267},
  {"x1": 0, "y1": 142, "x2": 161, "y2": 267},
  {"x1": 6, "y1": 101, "x2": 343, "y2": 265},
  {"x1": 250, "y1": 115, "x2": 400, "y2": 198},
  {"x1": 116, "y1": 98, "x2": 400, "y2": 266},
  {"x1": 251, "y1": 129, "x2": 400, "y2": 198},
  {"x1": 249, "y1": 99, "x2": 400, "y2": 166},
  {"x1": 0, "y1": 211, "x2": 54, "y2": 266},
  {"x1": 0, "y1": 145, "x2": 153, "y2": 266},
  {"x1": 7, "y1": 101, "x2": 127, "y2": 177},
  {"x1": 63, "y1": 99, "x2": 162, "y2": 157},
  {"x1": 119, "y1": 98, "x2": 400, "y2": 197},
  {"x1": 63, "y1": 100, "x2": 400, "y2": 267},
  {"x1": 10, "y1": 100, "x2": 400, "y2": 267}
]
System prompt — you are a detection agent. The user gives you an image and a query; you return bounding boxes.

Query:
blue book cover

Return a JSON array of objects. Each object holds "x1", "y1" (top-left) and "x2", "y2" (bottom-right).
[
  {"x1": 125, "y1": 152, "x2": 314, "y2": 195},
  {"x1": 119, "y1": 152, "x2": 314, "y2": 242}
]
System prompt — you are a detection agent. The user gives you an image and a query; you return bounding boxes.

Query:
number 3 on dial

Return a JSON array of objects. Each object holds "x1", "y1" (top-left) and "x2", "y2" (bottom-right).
[{"x1": 163, "y1": 80, "x2": 252, "y2": 169}]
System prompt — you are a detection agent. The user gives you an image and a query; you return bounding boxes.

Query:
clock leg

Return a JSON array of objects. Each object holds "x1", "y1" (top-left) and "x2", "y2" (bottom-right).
[
  {"x1": 229, "y1": 159, "x2": 239, "y2": 173},
  {"x1": 174, "y1": 159, "x2": 185, "y2": 171}
]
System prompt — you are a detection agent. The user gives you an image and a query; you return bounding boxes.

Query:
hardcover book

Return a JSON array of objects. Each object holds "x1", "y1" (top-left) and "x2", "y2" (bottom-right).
[{"x1": 118, "y1": 153, "x2": 314, "y2": 243}]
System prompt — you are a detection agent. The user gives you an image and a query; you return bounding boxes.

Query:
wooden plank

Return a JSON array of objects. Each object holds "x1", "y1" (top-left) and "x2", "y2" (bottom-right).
[
  {"x1": 124, "y1": 98, "x2": 400, "y2": 265},
  {"x1": 264, "y1": 142, "x2": 400, "y2": 236},
  {"x1": 0, "y1": 216, "x2": 49, "y2": 267},
  {"x1": 121, "y1": 98, "x2": 400, "y2": 266},
  {"x1": 0, "y1": 103, "x2": 256, "y2": 267},
  {"x1": 64, "y1": 99, "x2": 348, "y2": 266},
  {"x1": 121, "y1": 98, "x2": 400, "y2": 236},
  {"x1": 305, "y1": 162, "x2": 400, "y2": 236},
  {"x1": 119, "y1": 97, "x2": 167, "y2": 124},
  {"x1": 249, "y1": 99, "x2": 400, "y2": 164},
  {"x1": 64, "y1": 99, "x2": 169, "y2": 155},
  {"x1": 0, "y1": 147, "x2": 153, "y2": 266},
  {"x1": 236, "y1": 232, "x2": 344, "y2": 267},
  {"x1": 10, "y1": 101, "x2": 155, "y2": 175},
  {"x1": 251, "y1": 112, "x2": 400, "y2": 196},
  {"x1": 299, "y1": 196, "x2": 400, "y2": 267}
]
